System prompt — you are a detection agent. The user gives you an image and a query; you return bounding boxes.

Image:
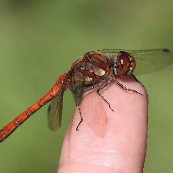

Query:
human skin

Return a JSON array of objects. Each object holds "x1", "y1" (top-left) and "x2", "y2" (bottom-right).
[{"x1": 57, "y1": 75, "x2": 148, "y2": 173}]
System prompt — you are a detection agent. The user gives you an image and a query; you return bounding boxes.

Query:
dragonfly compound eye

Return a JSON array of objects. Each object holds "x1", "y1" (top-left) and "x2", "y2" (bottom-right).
[{"x1": 114, "y1": 51, "x2": 136, "y2": 76}]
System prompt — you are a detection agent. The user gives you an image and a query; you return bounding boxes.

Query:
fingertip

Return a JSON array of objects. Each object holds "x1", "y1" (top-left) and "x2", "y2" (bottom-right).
[{"x1": 58, "y1": 76, "x2": 148, "y2": 172}]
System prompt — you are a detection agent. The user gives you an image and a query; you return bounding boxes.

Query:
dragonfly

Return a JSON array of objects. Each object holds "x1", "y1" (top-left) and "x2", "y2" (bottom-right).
[{"x1": 0, "y1": 48, "x2": 172, "y2": 142}]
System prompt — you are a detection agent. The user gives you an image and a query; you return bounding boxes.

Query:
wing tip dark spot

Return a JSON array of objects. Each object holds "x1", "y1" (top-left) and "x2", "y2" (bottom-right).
[{"x1": 162, "y1": 49, "x2": 171, "y2": 53}]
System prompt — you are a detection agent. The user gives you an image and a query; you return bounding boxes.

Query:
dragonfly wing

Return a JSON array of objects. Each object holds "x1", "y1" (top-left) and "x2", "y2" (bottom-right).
[
  {"x1": 47, "y1": 68, "x2": 76, "y2": 131},
  {"x1": 131, "y1": 49, "x2": 173, "y2": 75},
  {"x1": 47, "y1": 90, "x2": 64, "y2": 131},
  {"x1": 98, "y1": 49, "x2": 173, "y2": 76},
  {"x1": 70, "y1": 58, "x2": 88, "y2": 106}
]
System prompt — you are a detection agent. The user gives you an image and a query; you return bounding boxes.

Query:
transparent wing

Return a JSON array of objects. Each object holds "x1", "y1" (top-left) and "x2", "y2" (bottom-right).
[
  {"x1": 70, "y1": 57, "x2": 88, "y2": 106},
  {"x1": 47, "y1": 88, "x2": 64, "y2": 131},
  {"x1": 70, "y1": 80, "x2": 85, "y2": 106},
  {"x1": 47, "y1": 72, "x2": 74, "y2": 131},
  {"x1": 98, "y1": 49, "x2": 173, "y2": 75},
  {"x1": 48, "y1": 57, "x2": 88, "y2": 131}
]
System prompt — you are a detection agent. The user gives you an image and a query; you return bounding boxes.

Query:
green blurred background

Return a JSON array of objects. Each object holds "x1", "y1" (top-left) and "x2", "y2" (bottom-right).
[{"x1": 0, "y1": 0, "x2": 173, "y2": 172}]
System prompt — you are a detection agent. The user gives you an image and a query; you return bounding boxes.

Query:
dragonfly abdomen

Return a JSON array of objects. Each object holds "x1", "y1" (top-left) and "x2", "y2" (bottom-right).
[{"x1": 0, "y1": 73, "x2": 66, "y2": 142}]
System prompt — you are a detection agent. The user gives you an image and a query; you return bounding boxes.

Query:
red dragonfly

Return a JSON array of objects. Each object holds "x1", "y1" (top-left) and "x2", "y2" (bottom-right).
[{"x1": 0, "y1": 49, "x2": 172, "y2": 142}]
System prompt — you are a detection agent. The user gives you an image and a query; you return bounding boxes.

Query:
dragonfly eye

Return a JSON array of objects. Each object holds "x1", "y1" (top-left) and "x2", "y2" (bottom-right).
[{"x1": 114, "y1": 51, "x2": 136, "y2": 76}]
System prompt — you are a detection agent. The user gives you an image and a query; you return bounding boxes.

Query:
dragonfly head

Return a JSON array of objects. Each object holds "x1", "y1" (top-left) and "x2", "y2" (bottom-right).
[{"x1": 114, "y1": 51, "x2": 136, "y2": 77}]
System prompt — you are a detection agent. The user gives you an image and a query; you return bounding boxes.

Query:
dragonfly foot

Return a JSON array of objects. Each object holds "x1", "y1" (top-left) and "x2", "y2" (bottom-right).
[{"x1": 76, "y1": 117, "x2": 83, "y2": 131}]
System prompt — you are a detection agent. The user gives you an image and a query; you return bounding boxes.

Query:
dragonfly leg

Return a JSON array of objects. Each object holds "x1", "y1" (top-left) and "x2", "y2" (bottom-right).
[
  {"x1": 131, "y1": 74, "x2": 144, "y2": 87},
  {"x1": 75, "y1": 82, "x2": 107, "y2": 131},
  {"x1": 76, "y1": 106, "x2": 83, "y2": 131},
  {"x1": 83, "y1": 83, "x2": 101, "y2": 93},
  {"x1": 97, "y1": 80, "x2": 114, "y2": 112},
  {"x1": 114, "y1": 79, "x2": 143, "y2": 95},
  {"x1": 76, "y1": 80, "x2": 114, "y2": 112},
  {"x1": 74, "y1": 81, "x2": 105, "y2": 94}
]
